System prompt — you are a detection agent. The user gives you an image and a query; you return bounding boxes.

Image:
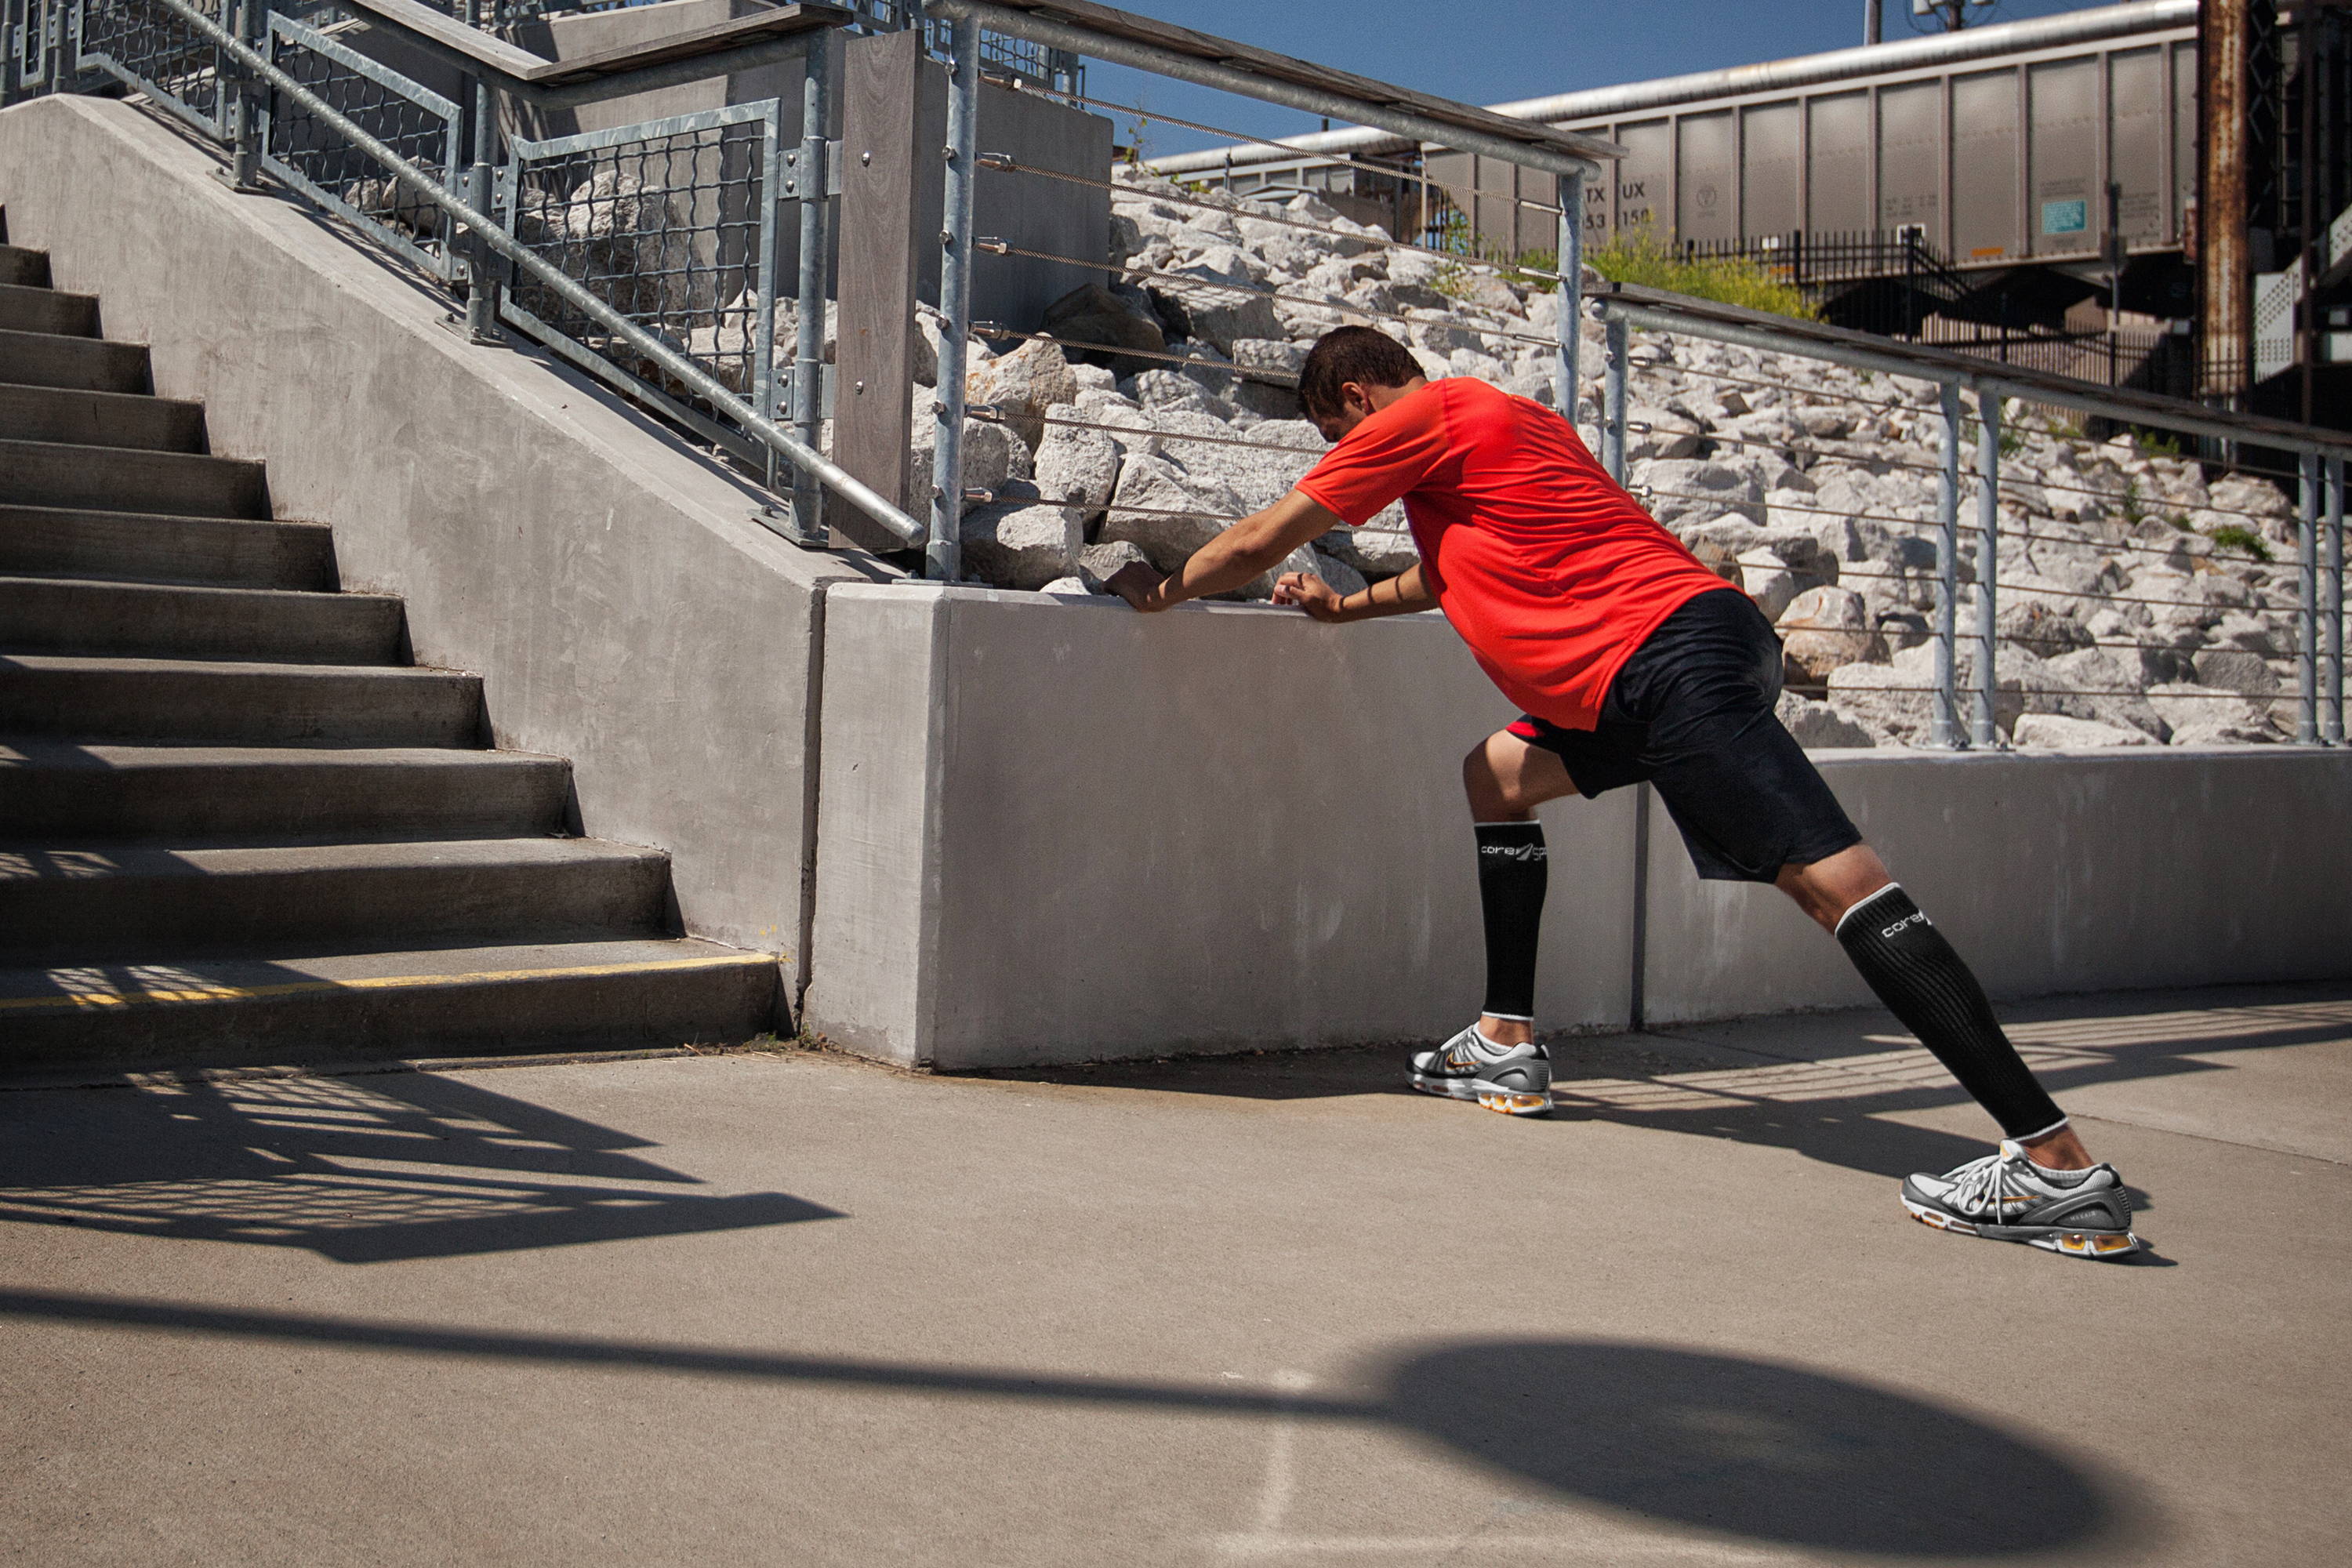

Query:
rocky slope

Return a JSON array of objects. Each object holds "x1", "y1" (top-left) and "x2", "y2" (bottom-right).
[{"x1": 921, "y1": 172, "x2": 2314, "y2": 751}]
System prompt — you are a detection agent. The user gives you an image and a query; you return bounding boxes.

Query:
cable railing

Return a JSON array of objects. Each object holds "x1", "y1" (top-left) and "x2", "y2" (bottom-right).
[{"x1": 1591, "y1": 282, "x2": 2349, "y2": 749}]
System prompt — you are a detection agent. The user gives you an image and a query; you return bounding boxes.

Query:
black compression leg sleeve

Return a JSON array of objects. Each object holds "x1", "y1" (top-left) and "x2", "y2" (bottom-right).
[
  {"x1": 1475, "y1": 822, "x2": 1548, "y2": 1020},
  {"x1": 1835, "y1": 884, "x2": 2065, "y2": 1140}
]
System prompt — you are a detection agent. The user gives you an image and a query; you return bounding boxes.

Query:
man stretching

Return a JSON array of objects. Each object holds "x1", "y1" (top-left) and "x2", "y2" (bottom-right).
[{"x1": 1105, "y1": 325, "x2": 2143, "y2": 1261}]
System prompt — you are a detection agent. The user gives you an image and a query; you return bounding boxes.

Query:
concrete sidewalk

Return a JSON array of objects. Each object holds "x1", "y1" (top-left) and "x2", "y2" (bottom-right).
[{"x1": 2, "y1": 985, "x2": 2347, "y2": 1566}]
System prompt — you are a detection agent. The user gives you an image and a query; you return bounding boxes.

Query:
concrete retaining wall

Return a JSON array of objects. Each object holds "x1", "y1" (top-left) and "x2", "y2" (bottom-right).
[
  {"x1": 808, "y1": 585, "x2": 2352, "y2": 1070},
  {"x1": 0, "y1": 96, "x2": 884, "y2": 977},
  {"x1": 1642, "y1": 748, "x2": 2352, "y2": 1022},
  {"x1": 802, "y1": 585, "x2": 1639, "y2": 1069}
]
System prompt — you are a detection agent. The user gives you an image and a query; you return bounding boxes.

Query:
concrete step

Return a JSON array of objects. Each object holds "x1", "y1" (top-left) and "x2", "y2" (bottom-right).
[
  {"x1": 0, "y1": 281, "x2": 97, "y2": 337},
  {"x1": 0, "y1": 575, "x2": 402, "y2": 664},
  {"x1": 0, "y1": 328, "x2": 147, "y2": 393},
  {"x1": 0, "y1": 655, "x2": 482, "y2": 746},
  {"x1": 0, "y1": 436, "x2": 266, "y2": 517},
  {"x1": 0, "y1": 836, "x2": 674, "y2": 965},
  {"x1": 0, "y1": 742, "x2": 569, "y2": 841},
  {"x1": 0, "y1": 937, "x2": 778, "y2": 1076},
  {"x1": 0, "y1": 383, "x2": 205, "y2": 452},
  {"x1": 0, "y1": 503, "x2": 335, "y2": 590},
  {"x1": 0, "y1": 245, "x2": 51, "y2": 289}
]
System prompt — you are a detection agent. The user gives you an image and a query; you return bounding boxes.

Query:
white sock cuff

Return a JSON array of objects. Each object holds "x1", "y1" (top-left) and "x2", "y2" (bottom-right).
[
  {"x1": 1479, "y1": 1013, "x2": 1534, "y2": 1024},
  {"x1": 2014, "y1": 1116, "x2": 2071, "y2": 1147},
  {"x1": 1831, "y1": 882, "x2": 1906, "y2": 939}
]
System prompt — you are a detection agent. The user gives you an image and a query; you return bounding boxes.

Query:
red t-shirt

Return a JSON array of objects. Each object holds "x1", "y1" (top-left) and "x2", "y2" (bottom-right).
[{"x1": 1293, "y1": 378, "x2": 1736, "y2": 731}]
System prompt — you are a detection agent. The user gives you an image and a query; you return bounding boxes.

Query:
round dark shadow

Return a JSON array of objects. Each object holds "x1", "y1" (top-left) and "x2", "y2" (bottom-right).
[{"x1": 1379, "y1": 1340, "x2": 2116, "y2": 1557}]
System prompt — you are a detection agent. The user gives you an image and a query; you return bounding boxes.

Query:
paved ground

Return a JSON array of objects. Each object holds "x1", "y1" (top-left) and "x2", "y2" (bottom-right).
[{"x1": 2, "y1": 983, "x2": 2348, "y2": 1566}]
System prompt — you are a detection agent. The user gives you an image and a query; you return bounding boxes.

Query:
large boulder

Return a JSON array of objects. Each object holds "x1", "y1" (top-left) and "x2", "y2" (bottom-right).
[
  {"x1": 1079, "y1": 539, "x2": 1152, "y2": 590},
  {"x1": 2027, "y1": 646, "x2": 2169, "y2": 739},
  {"x1": 1031, "y1": 406, "x2": 1121, "y2": 525},
  {"x1": 517, "y1": 169, "x2": 694, "y2": 320},
  {"x1": 1156, "y1": 416, "x2": 1321, "y2": 512},
  {"x1": 1775, "y1": 692, "x2": 1877, "y2": 750},
  {"x1": 1098, "y1": 451, "x2": 1247, "y2": 571},
  {"x1": 1776, "y1": 586, "x2": 1886, "y2": 684},
  {"x1": 1637, "y1": 459, "x2": 1764, "y2": 526},
  {"x1": 960, "y1": 482, "x2": 1083, "y2": 590},
  {"x1": 2010, "y1": 713, "x2": 2155, "y2": 748},
  {"x1": 967, "y1": 336, "x2": 1078, "y2": 449},
  {"x1": 1040, "y1": 282, "x2": 1165, "y2": 378},
  {"x1": 1316, "y1": 512, "x2": 1418, "y2": 578},
  {"x1": 2146, "y1": 682, "x2": 2282, "y2": 741},
  {"x1": 2192, "y1": 648, "x2": 2283, "y2": 695},
  {"x1": 903, "y1": 390, "x2": 1031, "y2": 510},
  {"x1": 1826, "y1": 643, "x2": 2026, "y2": 746},
  {"x1": 1146, "y1": 252, "x2": 1282, "y2": 353}
]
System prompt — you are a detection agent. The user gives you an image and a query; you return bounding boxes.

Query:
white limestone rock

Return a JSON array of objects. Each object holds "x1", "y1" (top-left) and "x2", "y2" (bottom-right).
[
  {"x1": 967, "y1": 336, "x2": 1079, "y2": 449},
  {"x1": 1079, "y1": 539, "x2": 1152, "y2": 591},
  {"x1": 2010, "y1": 713, "x2": 2154, "y2": 748},
  {"x1": 1099, "y1": 451, "x2": 1248, "y2": 572},
  {"x1": 1032, "y1": 405, "x2": 1121, "y2": 524},
  {"x1": 1776, "y1": 586, "x2": 1886, "y2": 684},
  {"x1": 1637, "y1": 459, "x2": 1764, "y2": 526},
  {"x1": 903, "y1": 390, "x2": 1032, "y2": 510},
  {"x1": 2146, "y1": 682, "x2": 2282, "y2": 741},
  {"x1": 960, "y1": 485, "x2": 1083, "y2": 590},
  {"x1": 1776, "y1": 693, "x2": 1878, "y2": 750}
]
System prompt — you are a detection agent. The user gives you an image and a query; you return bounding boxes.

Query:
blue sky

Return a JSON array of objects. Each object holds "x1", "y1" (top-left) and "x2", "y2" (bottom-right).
[{"x1": 1087, "y1": 0, "x2": 2133, "y2": 158}]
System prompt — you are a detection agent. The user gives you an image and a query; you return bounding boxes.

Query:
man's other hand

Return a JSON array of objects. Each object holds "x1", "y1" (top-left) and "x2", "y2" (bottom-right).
[
  {"x1": 1105, "y1": 561, "x2": 1169, "y2": 612},
  {"x1": 1272, "y1": 571, "x2": 1345, "y2": 621}
]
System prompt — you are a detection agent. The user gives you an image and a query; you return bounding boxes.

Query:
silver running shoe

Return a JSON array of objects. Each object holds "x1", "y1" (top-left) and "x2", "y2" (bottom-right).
[
  {"x1": 1902, "y1": 1141, "x2": 2145, "y2": 1260},
  {"x1": 1409, "y1": 1024, "x2": 1552, "y2": 1116}
]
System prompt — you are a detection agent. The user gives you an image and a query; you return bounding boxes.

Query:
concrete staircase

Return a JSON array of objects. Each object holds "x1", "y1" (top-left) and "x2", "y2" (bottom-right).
[{"x1": 0, "y1": 219, "x2": 779, "y2": 1074}]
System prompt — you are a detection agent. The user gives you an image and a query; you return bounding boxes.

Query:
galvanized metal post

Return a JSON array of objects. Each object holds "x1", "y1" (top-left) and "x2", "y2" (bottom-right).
[
  {"x1": 463, "y1": 77, "x2": 502, "y2": 339},
  {"x1": 1552, "y1": 165, "x2": 1584, "y2": 419},
  {"x1": 1971, "y1": 386, "x2": 2001, "y2": 748},
  {"x1": 1933, "y1": 382, "x2": 1963, "y2": 749},
  {"x1": 2328, "y1": 456, "x2": 2346, "y2": 745},
  {"x1": 786, "y1": 34, "x2": 833, "y2": 548},
  {"x1": 753, "y1": 104, "x2": 783, "y2": 433},
  {"x1": 928, "y1": 9, "x2": 981, "y2": 581},
  {"x1": 1601, "y1": 315, "x2": 1628, "y2": 485},
  {"x1": 459, "y1": 0, "x2": 501, "y2": 343},
  {"x1": 216, "y1": 0, "x2": 263, "y2": 190},
  {"x1": 2298, "y1": 453, "x2": 2321, "y2": 744}
]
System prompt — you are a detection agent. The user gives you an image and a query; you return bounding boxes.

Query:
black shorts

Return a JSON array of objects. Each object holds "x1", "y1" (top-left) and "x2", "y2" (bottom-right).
[{"x1": 1508, "y1": 588, "x2": 1863, "y2": 883}]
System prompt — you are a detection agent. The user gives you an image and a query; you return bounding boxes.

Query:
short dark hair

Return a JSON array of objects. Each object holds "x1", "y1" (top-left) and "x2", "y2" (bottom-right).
[{"x1": 1298, "y1": 326, "x2": 1423, "y2": 419}]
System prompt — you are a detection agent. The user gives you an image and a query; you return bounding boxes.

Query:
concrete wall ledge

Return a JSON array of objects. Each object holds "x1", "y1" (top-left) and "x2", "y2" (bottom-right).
[{"x1": 808, "y1": 583, "x2": 2352, "y2": 1069}]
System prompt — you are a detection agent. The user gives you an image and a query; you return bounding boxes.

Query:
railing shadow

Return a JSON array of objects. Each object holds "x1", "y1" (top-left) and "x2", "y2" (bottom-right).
[
  {"x1": 0, "y1": 1289, "x2": 2145, "y2": 1558},
  {"x1": 0, "y1": 1068, "x2": 840, "y2": 1262}
]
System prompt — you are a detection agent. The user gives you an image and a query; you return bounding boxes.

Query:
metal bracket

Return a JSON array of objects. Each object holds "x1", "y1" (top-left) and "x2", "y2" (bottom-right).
[{"x1": 778, "y1": 140, "x2": 841, "y2": 201}]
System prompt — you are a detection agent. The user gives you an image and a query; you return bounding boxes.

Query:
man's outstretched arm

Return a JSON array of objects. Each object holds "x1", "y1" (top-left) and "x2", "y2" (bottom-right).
[
  {"x1": 1105, "y1": 490, "x2": 1341, "y2": 613},
  {"x1": 1270, "y1": 560, "x2": 1433, "y2": 622}
]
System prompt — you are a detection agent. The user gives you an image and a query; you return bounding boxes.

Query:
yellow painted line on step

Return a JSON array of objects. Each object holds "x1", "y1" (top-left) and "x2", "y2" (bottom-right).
[{"x1": 0, "y1": 953, "x2": 771, "y2": 1015}]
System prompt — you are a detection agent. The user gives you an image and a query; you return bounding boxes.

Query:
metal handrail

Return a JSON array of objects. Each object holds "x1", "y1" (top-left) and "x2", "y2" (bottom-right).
[
  {"x1": 1588, "y1": 282, "x2": 2352, "y2": 461},
  {"x1": 44, "y1": 0, "x2": 924, "y2": 548},
  {"x1": 926, "y1": 0, "x2": 1622, "y2": 179}
]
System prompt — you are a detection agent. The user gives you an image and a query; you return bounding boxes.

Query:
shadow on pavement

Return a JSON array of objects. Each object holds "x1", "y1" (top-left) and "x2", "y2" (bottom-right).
[
  {"x1": 981, "y1": 984, "x2": 2352, "y2": 1189},
  {"x1": 1380, "y1": 1338, "x2": 2122, "y2": 1555},
  {"x1": 0, "y1": 1289, "x2": 2139, "y2": 1558},
  {"x1": 0, "y1": 1069, "x2": 839, "y2": 1262}
]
